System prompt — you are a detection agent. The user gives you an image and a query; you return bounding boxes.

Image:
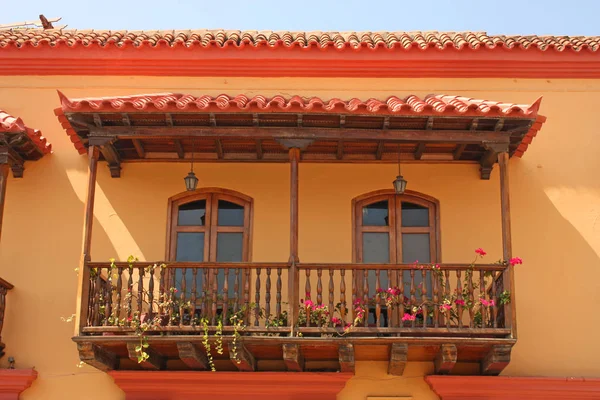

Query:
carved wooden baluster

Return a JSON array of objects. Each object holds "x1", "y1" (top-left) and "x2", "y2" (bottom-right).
[
  {"x1": 399, "y1": 270, "x2": 405, "y2": 327},
  {"x1": 234, "y1": 268, "x2": 240, "y2": 318},
  {"x1": 444, "y1": 270, "x2": 451, "y2": 328},
  {"x1": 276, "y1": 268, "x2": 282, "y2": 320},
  {"x1": 479, "y1": 270, "x2": 487, "y2": 328},
  {"x1": 114, "y1": 267, "x2": 123, "y2": 326},
  {"x1": 375, "y1": 269, "x2": 381, "y2": 327},
  {"x1": 305, "y1": 269, "x2": 312, "y2": 300},
  {"x1": 351, "y1": 269, "x2": 357, "y2": 321},
  {"x1": 190, "y1": 268, "x2": 198, "y2": 325},
  {"x1": 340, "y1": 269, "x2": 347, "y2": 323},
  {"x1": 492, "y1": 270, "x2": 498, "y2": 328},
  {"x1": 92, "y1": 268, "x2": 102, "y2": 326},
  {"x1": 211, "y1": 269, "x2": 218, "y2": 325},
  {"x1": 147, "y1": 266, "x2": 155, "y2": 320},
  {"x1": 316, "y1": 268, "x2": 323, "y2": 307},
  {"x1": 456, "y1": 270, "x2": 463, "y2": 329},
  {"x1": 421, "y1": 269, "x2": 428, "y2": 328},
  {"x1": 467, "y1": 270, "x2": 475, "y2": 328},
  {"x1": 127, "y1": 266, "x2": 134, "y2": 324},
  {"x1": 328, "y1": 269, "x2": 334, "y2": 325},
  {"x1": 363, "y1": 269, "x2": 369, "y2": 327},
  {"x1": 138, "y1": 267, "x2": 144, "y2": 321},
  {"x1": 255, "y1": 268, "x2": 261, "y2": 327},
  {"x1": 432, "y1": 270, "x2": 439, "y2": 328},
  {"x1": 104, "y1": 268, "x2": 112, "y2": 326},
  {"x1": 179, "y1": 268, "x2": 187, "y2": 327},
  {"x1": 158, "y1": 267, "x2": 165, "y2": 322},
  {"x1": 244, "y1": 269, "x2": 250, "y2": 325},
  {"x1": 203, "y1": 269, "x2": 209, "y2": 319},
  {"x1": 265, "y1": 268, "x2": 271, "y2": 326},
  {"x1": 222, "y1": 268, "x2": 229, "y2": 326},
  {"x1": 410, "y1": 270, "x2": 417, "y2": 328}
]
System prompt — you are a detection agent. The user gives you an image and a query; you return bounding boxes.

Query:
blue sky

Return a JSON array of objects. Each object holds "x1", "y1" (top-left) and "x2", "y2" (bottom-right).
[{"x1": 2, "y1": 0, "x2": 599, "y2": 35}]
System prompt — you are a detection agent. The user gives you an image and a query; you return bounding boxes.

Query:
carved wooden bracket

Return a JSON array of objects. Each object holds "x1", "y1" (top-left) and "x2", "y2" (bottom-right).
[
  {"x1": 338, "y1": 343, "x2": 355, "y2": 373},
  {"x1": 275, "y1": 138, "x2": 314, "y2": 150},
  {"x1": 78, "y1": 342, "x2": 119, "y2": 371},
  {"x1": 479, "y1": 142, "x2": 510, "y2": 180},
  {"x1": 88, "y1": 134, "x2": 122, "y2": 178},
  {"x1": 230, "y1": 343, "x2": 256, "y2": 371},
  {"x1": 434, "y1": 344, "x2": 457, "y2": 374},
  {"x1": 283, "y1": 343, "x2": 305, "y2": 372},
  {"x1": 481, "y1": 344, "x2": 512, "y2": 375},
  {"x1": 388, "y1": 343, "x2": 408, "y2": 376},
  {"x1": 176, "y1": 342, "x2": 208, "y2": 370},
  {"x1": 126, "y1": 342, "x2": 165, "y2": 370}
]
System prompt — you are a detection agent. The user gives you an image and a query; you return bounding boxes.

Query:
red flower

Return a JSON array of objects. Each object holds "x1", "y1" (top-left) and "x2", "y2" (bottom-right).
[
  {"x1": 127, "y1": 316, "x2": 133, "y2": 322},
  {"x1": 455, "y1": 299, "x2": 465, "y2": 306},
  {"x1": 509, "y1": 257, "x2": 523, "y2": 266},
  {"x1": 475, "y1": 248, "x2": 487, "y2": 256}
]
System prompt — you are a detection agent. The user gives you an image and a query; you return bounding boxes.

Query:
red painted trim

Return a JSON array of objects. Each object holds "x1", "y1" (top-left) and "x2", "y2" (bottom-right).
[
  {"x1": 0, "y1": 369, "x2": 37, "y2": 400},
  {"x1": 109, "y1": 371, "x2": 352, "y2": 400},
  {"x1": 426, "y1": 376, "x2": 600, "y2": 400},
  {"x1": 2, "y1": 46, "x2": 600, "y2": 78}
]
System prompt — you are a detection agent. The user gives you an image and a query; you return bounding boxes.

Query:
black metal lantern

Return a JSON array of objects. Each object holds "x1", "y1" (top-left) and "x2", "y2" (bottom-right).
[
  {"x1": 393, "y1": 144, "x2": 407, "y2": 194},
  {"x1": 184, "y1": 140, "x2": 199, "y2": 191}
]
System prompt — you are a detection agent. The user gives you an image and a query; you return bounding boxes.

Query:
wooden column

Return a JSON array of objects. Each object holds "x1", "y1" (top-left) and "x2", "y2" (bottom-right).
[
  {"x1": 288, "y1": 147, "x2": 300, "y2": 333},
  {"x1": 0, "y1": 162, "x2": 8, "y2": 244},
  {"x1": 75, "y1": 145, "x2": 100, "y2": 335},
  {"x1": 498, "y1": 151, "x2": 516, "y2": 338}
]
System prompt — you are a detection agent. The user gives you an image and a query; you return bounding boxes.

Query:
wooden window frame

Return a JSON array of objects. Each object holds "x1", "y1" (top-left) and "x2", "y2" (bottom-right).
[
  {"x1": 166, "y1": 187, "x2": 254, "y2": 262},
  {"x1": 351, "y1": 189, "x2": 441, "y2": 264}
]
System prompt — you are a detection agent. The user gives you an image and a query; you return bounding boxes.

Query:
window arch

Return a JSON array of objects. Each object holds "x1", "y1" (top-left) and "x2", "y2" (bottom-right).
[
  {"x1": 352, "y1": 189, "x2": 440, "y2": 265},
  {"x1": 166, "y1": 188, "x2": 253, "y2": 263}
]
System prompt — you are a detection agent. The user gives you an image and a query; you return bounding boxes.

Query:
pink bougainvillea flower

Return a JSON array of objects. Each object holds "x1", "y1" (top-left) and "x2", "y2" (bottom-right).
[
  {"x1": 331, "y1": 317, "x2": 342, "y2": 327},
  {"x1": 439, "y1": 304, "x2": 451, "y2": 311},
  {"x1": 480, "y1": 299, "x2": 495, "y2": 307},
  {"x1": 401, "y1": 313, "x2": 416, "y2": 321},
  {"x1": 509, "y1": 257, "x2": 523, "y2": 266},
  {"x1": 475, "y1": 248, "x2": 487, "y2": 256},
  {"x1": 304, "y1": 300, "x2": 314, "y2": 308},
  {"x1": 127, "y1": 316, "x2": 133, "y2": 322},
  {"x1": 455, "y1": 299, "x2": 465, "y2": 306}
]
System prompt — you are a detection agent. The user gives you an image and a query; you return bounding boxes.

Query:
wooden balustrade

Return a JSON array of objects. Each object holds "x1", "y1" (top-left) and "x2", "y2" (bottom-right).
[{"x1": 82, "y1": 261, "x2": 511, "y2": 337}]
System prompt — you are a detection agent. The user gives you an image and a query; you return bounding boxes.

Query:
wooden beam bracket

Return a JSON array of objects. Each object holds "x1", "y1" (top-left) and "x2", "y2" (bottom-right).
[
  {"x1": 479, "y1": 142, "x2": 510, "y2": 180},
  {"x1": 338, "y1": 343, "x2": 355, "y2": 373},
  {"x1": 481, "y1": 344, "x2": 512, "y2": 375},
  {"x1": 78, "y1": 342, "x2": 119, "y2": 371},
  {"x1": 276, "y1": 138, "x2": 314, "y2": 150},
  {"x1": 230, "y1": 343, "x2": 256, "y2": 371},
  {"x1": 283, "y1": 344, "x2": 305, "y2": 372},
  {"x1": 177, "y1": 342, "x2": 208, "y2": 370},
  {"x1": 388, "y1": 343, "x2": 408, "y2": 376},
  {"x1": 434, "y1": 344, "x2": 457, "y2": 375},
  {"x1": 127, "y1": 342, "x2": 165, "y2": 370}
]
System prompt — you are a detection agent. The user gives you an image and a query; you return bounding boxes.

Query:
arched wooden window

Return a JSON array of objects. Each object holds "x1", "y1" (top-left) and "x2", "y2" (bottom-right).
[
  {"x1": 352, "y1": 189, "x2": 440, "y2": 325},
  {"x1": 166, "y1": 188, "x2": 253, "y2": 263},
  {"x1": 166, "y1": 188, "x2": 253, "y2": 296}
]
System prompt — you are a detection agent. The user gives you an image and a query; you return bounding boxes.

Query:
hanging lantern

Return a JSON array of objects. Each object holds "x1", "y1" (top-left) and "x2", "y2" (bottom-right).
[
  {"x1": 393, "y1": 144, "x2": 407, "y2": 194},
  {"x1": 184, "y1": 170, "x2": 198, "y2": 191}
]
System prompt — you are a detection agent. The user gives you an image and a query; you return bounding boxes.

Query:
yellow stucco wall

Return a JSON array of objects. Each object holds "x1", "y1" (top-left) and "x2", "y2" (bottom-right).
[{"x1": 0, "y1": 76, "x2": 599, "y2": 399}]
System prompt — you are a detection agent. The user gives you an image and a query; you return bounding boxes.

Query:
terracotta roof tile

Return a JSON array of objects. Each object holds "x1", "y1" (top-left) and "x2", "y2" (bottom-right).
[
  {"x1": 0, "y1": 109, "x2": 52, "y2": 155},
  {"x1": 2, "y1": 29, "x2": 600, "y2": 52},
  {"x1": 55, "y1": 92, "x2": 544, "y2": 158}
]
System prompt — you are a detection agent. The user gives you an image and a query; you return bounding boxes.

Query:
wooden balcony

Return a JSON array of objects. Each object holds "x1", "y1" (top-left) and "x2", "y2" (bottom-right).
[{"x1": 74, "y1": 261, "x2": 514, "y2": 375}]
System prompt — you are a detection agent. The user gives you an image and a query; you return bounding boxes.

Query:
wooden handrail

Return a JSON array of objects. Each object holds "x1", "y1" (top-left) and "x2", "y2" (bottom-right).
[
  {"x1": 297, "y1": 263, "x2": 507, "y2": 271},
  {"x1": 0, "y1": 278, "x2": 13, "y2": 291},
  {"x1": 87, "y1": 262, "x2": 290, "y2": 269}
]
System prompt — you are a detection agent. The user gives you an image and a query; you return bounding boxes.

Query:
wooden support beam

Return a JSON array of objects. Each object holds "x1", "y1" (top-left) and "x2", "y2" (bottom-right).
[
  {"x1": 495, "y1": 118, "x2": 505, "y2": 131},
  {"x1": 481, "y1": 345, "x2": 512, "y2": 375},
  {"x1": 127, "y1": 343, "x2": 165, "y2": 370},
  {"x1": 288, "y1": 147, "x2": 300, "y2": 333},
  {"x1": 499, "y1": 152, "x2": 517, "y2": 337},
  {"x1": 338, "y1": 344, "x2": 355, "y2": 373},
  {"x1": 209, "y1": 113, "x2": 217, "y2": 127},
  {"x1": 426, "y1": 117, "x2": 434, "y2": 130},
  {"x1": 78, "y1": 342, "x2": 119, "y2": 372},
  {"x1": 92, "y1": 126, "x2": 511, "y2": 144},
  {"x1": 276, "y1": 138, "x2": 314, "y2": 150},
  {"x1": 375, "y1": 141, "x2": 384, "y2": 160},
  {"x1": 479, "y1": 142, "x2": 508, "y2": 180},
  {"x1": 339, "y1": 115, "x2": 346, "y2": 128},
  {"x1": 388, "y1": 343, "x2": 408, "y2": 376},
  {"x1": 297, "y1": 114, "x2": 303, "y2": 127},
  {"x1": 336, "y1": 140, "x2": 344, "y2": 160},
  {"x1": 414, "y1": 143, "x2": 426, "y2": 160},
  {"x1": 283, "y1": 344, "x2": 304, "y2": 372},
  {"x1": 434, "y1": 344, "x2": 457, "y2": 374},
  {"x1": 92, "y1": 113, "x2": 103, "y2": 127},
  {"x1": 230, "y1": 343, "x2": 256, "y2": 371},
  {"x1": 252, "y1": 113, "x2": 259, "y2": 127},
  {"x1": 75, "y1": 145, "x2": 99, "y2": 336},
  {"x1": 165, "y1": 113, "x2": 174, "y2": 127},
  {"x1": 121, "y1": 113, "x2": 131, "y2": 127},
  {"x1": 89, "y1": 135, "x2": 121, "y2": 178},
  {"x1": 453, "y1": 144, "x2": 466, "y2": 160},
  {"x1": 256, "y1": 139, "x2": 263, "y2": 160},
  {"x1": 383, "y1": 116, "x2": 390, "y2": 129},
  {"x1": 10, "y1": 164, "x2": 24, "y2": 178},
  {"x1": 470, "y1": 118, "x2": 479, "y2": 131},
  {"x1": 215, "y1": 139, "x2": 224, "y2": 159},
  {"x1": 132, "y1": 139, "x2": 145, "y2": 159},
  {"x1": 174, "y1": 140, "x2": 185, "y2": 159},
  {"x1": 0, "y1": 161, "x2": 9, "y2": 243},
  {"x1": 177, "y1": 342, "x2": 208, "y2": 370}
]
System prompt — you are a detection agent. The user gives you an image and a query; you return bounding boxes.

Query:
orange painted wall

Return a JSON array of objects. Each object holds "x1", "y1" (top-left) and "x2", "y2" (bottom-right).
[{"x1": 0, "y1": 76, "x2": 599, "y2": 400}]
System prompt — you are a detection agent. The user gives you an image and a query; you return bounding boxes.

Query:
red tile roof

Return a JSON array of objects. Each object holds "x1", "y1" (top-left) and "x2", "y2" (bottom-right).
[
  {"x1": 55, "y1": 92, "x2": 545, "y2": 157},
  {"x1": 2, "y1": 30, "x2": 599, "y2": 52},
  {"x1": 0, "y1": 110, "x2": 52, "y2": 155}
]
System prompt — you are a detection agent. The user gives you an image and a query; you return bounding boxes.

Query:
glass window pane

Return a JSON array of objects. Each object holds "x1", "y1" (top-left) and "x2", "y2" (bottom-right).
[
  {"x1": 178, "y1": 200, "x2": 206, "y2": 226},
  {"x1": 176, "y1": 232, "x2": 205, "y2": 262},
  {"x1": 401, "y1": 202, "x2": 429, "y2": 227},
  {"x1": 362, "y1": 232, "x2": 390, "y2": 263},
  {"x1": 401, "y1": 233, "x2": 430, "y2": 263},
  {"x1": 362, "y1": 201, "x2": 389, "y2": 226},
  {"x1": 218, "y1": 200, "x2": 245, "y2": 226},
  {"x1": 216, "y1": 232, "x2": 244, "y2": 262}
]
